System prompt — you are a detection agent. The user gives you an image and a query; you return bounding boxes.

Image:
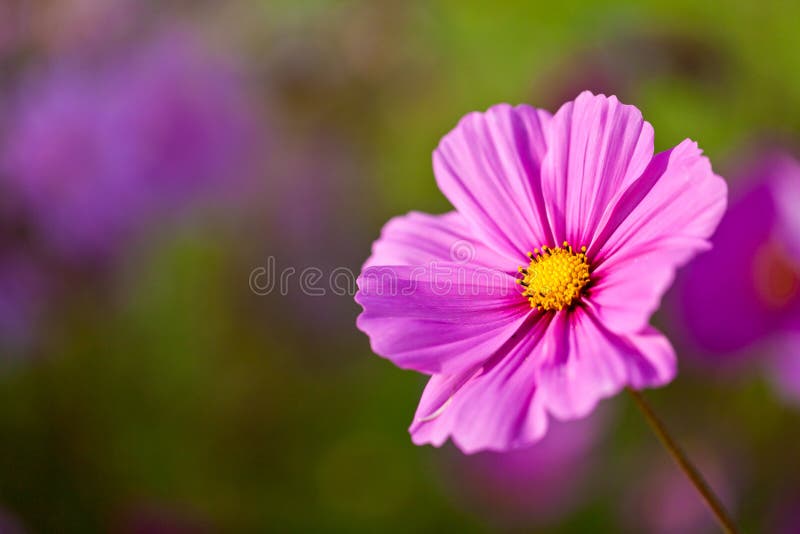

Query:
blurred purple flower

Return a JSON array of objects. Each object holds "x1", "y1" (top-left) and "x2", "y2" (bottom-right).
[
  {"x1": 675, "y1": 152, "x2": 800, "y2": 395},
  {"x1": 437, "y1": 411, "x2": 605, "y2": 528},
  {"x1": 3, "y1": 28, "x2": 262, "y2": 263},
  {"x1": 4, "y1": 65, "x2": 147, "y2": 260},
  {"x1": 109, "y1": 31, "x2": 262, "y2": 205}
]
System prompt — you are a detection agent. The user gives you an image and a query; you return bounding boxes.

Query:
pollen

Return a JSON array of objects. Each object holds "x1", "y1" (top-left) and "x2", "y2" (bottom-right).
[{"x1": 517, "y1": 242, "x2": 591, "y2": 311}]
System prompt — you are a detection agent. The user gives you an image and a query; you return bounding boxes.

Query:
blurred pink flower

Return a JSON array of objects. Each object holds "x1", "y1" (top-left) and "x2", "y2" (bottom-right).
[
  {"x1": 356, "y1": 91, "x2": 727, "y2": 453},
  {"x1": 675, "y1": 152, "x2": 800, "y2": 400}
]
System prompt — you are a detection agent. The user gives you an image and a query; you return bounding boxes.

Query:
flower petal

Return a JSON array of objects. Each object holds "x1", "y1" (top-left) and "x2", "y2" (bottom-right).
[
  {"x1": 433, "y1": 104, "x2": 552, "y2": 261},
  {"x1": 355, "y1": 264, "x2": 530, "y2": 375},
  {"x1": 537, "y1": 309, "x2": 676, "y2": 420},
  {"x1": 408, "y1": 306, "x2": 675, "y2": 452},
  {"x1": 593, "y1": 138, "x2": 726, "y2": 266},
  {"x1": 587, "y1": 249, "x2": 678, "y2": 334},
  {"x1": 409, "y1": 314, "x2": 551, "y2": 453},
  {"x1": 363, "y1": 210, "x2": 515, "y2": 270},
  {"x1": 588, "y1": 139, "x2": 727, "y2": 334},
  {"x1": 541, "y1": 91, "x2": 655, "y2": 247}
]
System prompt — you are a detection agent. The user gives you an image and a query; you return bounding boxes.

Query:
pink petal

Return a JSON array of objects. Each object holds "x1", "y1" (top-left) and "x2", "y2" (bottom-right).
[
  {"x1": 593, "y1": 138, "x2": 726, "y2": 266},
  {"x1": 363, "y1": 210, "x2": 516, "y2": 271},
  {"x1": 408, "y1": 307, "x2": 675, "y2": 453},
  {"x1": 355, "y1": 264, "x2": 530, "y2": 375},
  {"x1": 537, "y1": 309, "x2": 676, "y2": 420},
  {"x1": 588, "y1": 138, "x2": 727, "y2": 334},
  {"x1": 541, "y1": 91, "x2": 655, "y2": 247},
  {"x1": 409, "y1": 315, "x2": 551, "y2": 453},
  {"x1": 587, "y1": 249, "x2": 677, "y2": 334},
  {"x1": 433, "y1": 104, "x2": 552, "y2": 261}
]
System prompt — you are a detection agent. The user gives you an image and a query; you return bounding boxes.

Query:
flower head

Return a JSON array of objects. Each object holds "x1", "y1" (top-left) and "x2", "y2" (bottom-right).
[{"x1": 355, "y1": 92, "x2": 726, "y2": 453}]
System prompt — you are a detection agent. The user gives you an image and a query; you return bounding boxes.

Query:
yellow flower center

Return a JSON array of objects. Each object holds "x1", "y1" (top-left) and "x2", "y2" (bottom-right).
[{"x1": 517, "y1": 242, "x2": 591, "y2": 311}]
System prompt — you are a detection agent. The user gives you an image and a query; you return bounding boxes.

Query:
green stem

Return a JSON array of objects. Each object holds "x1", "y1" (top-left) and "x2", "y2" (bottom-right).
[{"x1": 626, "y1": 387, "x2": 739, "y2": 534}]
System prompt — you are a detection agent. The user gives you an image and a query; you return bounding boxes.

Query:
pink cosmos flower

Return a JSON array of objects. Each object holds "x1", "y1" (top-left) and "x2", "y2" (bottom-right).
[{"x1": 355, "y1": 91, "x2": 726, "y2": 453}]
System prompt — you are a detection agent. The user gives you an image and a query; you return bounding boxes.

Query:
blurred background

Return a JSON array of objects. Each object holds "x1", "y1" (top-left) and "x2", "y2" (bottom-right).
[{"x1": 1, "y1": 0, "x2": 799, "y2": 532}]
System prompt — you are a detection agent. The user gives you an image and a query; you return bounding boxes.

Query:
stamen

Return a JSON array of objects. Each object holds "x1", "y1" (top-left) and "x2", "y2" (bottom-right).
[{"x1": 517, "y1": 241, "x2": 591, "y2": 311}]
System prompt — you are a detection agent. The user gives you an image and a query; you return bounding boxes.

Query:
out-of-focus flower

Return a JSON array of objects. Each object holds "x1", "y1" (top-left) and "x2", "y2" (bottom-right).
[
  {"x1": 621, "y1": 445, "x2": 737, "y2": 534},
  {"x1": 438, "y1": 410, "x2": 606, "y2": 528},
  {"x1": 676, "y1": 153, "x2": 800, "y2": 396},
  {"x1": 678, "y1": 154, "x2": 800, "y2": 355},
  {"x1": 3, "y1": 28, "x2": 262, "y2": 264},
  {"x1": 109, "y1": 31, "x2": 262, "y2": 206},
  {"x1": 355, "y1": 91, "x2": 727, "y2": 453},
  {"x1": 4, "y1": 66, "x2": 147, "y2": 260}
]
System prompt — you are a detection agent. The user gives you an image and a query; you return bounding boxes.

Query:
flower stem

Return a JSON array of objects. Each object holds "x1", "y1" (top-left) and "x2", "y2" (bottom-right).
[{"x1": 626, "y1": 387, "x2": 739, "y2": 534}]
